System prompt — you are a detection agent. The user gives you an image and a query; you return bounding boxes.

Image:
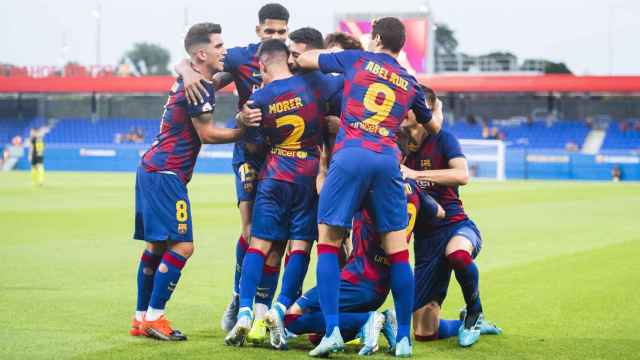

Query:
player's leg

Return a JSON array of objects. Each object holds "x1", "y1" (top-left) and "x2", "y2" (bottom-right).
[
  {"x1": 222, "y1": 162, "x2": 258, "y2": 331},
  {"x1": 444, "y1": 222, "x2": 485, "y2": 346},
  {"x1": 226, "y1": 179, "x2": 287, "y2": 346},
  {"x1": 413, "y1": 301, "x2": 462, "y2": 341},
  {"x1": 136, "y1": 170, "x2": 193, "y2": 341},
  {"x1": 312, "y1": 148, "x2": 371, "y2": 356},
  {"x1": 131, "y1": 241, "x2": 166, "y2": 336},
  {"x1": 37, "y1": 163, "x2": 45, "y2": 185},
  {"x1": 266, "y1": 240, "x2": 311, "y2": 349},
  {"x1": 275, "y1": 184, "x2": 317, "y2": 311},
  {"x1": 371, "y1": 153, "x2": 414, "y2": 356},
  {"x1": 225, "y1": 237, "x2": 272, "y2": 345},
  {"x1": 247, "y1": 244, "x2": 283, "y2": 344},
  {"x1": 30, "y1": 164, "x2": 37, "y2": 185}
]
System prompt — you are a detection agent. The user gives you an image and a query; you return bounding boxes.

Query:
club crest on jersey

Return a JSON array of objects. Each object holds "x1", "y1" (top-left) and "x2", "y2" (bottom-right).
[
  {"x1": 178, "y1": 223, "x2": 188, "y2": 234},
  {"x1": 420, "y1": 159, "x2": 432, "y2": 170}
]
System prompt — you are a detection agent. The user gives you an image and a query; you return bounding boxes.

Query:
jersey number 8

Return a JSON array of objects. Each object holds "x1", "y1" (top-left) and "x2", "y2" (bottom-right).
[{"x1": 176, "y1": 200, "x2": 188, "y2": 222}]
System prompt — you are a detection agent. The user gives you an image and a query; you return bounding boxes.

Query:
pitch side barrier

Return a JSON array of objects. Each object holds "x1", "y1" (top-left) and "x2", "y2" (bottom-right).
[{"x1": 10, "y1": 143, "x2": 640, "y2": 181}]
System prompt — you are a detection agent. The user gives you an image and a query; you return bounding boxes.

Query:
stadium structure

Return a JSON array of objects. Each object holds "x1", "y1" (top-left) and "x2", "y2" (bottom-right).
[{"x1": 1, "y1": 11, "x2": 640, "y2": 181}]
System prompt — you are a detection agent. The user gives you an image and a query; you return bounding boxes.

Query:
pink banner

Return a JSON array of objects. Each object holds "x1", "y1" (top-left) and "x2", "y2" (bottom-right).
[{"x1": 338, "y1": 17, "x2": 429, "y2": 74}]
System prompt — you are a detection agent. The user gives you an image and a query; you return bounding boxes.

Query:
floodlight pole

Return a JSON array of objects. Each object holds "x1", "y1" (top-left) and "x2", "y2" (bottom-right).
[{"x1": 94, "y1": 2, "x2": 102, "y2": 67}]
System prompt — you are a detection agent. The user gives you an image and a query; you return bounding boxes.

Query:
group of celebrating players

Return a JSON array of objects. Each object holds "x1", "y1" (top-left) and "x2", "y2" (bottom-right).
[{"x1": 129, "y1": 3, "x2": 501, "y2": 357}]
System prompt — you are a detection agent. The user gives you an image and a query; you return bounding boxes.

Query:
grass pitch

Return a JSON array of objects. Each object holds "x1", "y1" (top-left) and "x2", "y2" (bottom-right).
[{"x1": 1, "y1": 171, "x2": 639, "y2": 359}]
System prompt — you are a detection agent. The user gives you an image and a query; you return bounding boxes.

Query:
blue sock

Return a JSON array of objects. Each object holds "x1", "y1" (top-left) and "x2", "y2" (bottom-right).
[
  {"x1": 149, "y1": 251, "x2": 186, "y2": 310},
  {"x1": 277, "y1": 250, "x2": 310, "y2": 308},
  {"x1": 389, "y1": 250, "x2": 414, "y2": 342},
  {"x1": 239, "y1": 248, "x2": 266, "y2": 310},
  {"x1": 449, "y1": 250, "x2": 483, "y2": 314},
  {"x1": 316, "y1": 244, "x2": 340, "y2": 335},
  {"x1": 233, "y1": 235, "x2": 249, "y2": 294},
  {"x1": 286, "y1": 311, "x2": 369, "y2": 339},
  {"x1": 255, "y1": 264, "x2": 279, "y2": 308},
  {"x1": 136, "y1": 250, "x2": 163, "y2": 311},
  {"x1": 439, "y1": 319, "x2": 462, "y2": 339}
]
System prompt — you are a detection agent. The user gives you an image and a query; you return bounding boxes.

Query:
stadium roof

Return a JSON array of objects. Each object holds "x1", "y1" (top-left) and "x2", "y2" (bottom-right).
[{"x1": 1, "y1": 74, "x2": 640, "y2": 93}]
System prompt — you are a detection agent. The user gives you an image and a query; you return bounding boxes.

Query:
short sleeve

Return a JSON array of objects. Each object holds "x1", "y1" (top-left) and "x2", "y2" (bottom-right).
[
  {"x1": 440, "y1": 132, "x2": 465, "y2": 161},
  {"x1": 187, "y1": 81, "x2": 216, "y2": 117},
  {"x1": 223, "y1": 47, "x2": 241, "y2": 73},
  {"x1": 318, "y1": 50, "x2": 361, "y2": 74},
  {"x1": 411, "y1": 82, "x2": 432, "y2": 124}
]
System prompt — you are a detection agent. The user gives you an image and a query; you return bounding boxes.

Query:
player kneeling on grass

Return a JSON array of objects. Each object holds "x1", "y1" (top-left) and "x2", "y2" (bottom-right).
[
  {"x1": 283, "y1": 176, "x2": 444, "y2": 355},
  {"x1": 401, "y1": 86, "x2": 501, "y2": 348},
  {"x1": 224, "y1": 39, "x2": 342, "y2": 348},
  {"x1": 130, "y1": 23, "x2": 247, "y2": 341}
]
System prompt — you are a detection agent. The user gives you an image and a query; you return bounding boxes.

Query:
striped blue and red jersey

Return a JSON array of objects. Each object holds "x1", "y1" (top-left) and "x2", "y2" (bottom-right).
[
  {"x1": 224, "y1": 43, "x2": 267, "y2": 166},
  {"x1": 249, "y1": 71, "x2": 341, "y2": 186},
  {"x1": 405, "y1": 129, "x2": 468, "y2": 232},
  {"x1": 224, "y1": 43, "x2": 262, "y2": 110},
  {"x1": 140, "y1": 78, "x2": 215, "y2": 184},
  {"x1": 318, "y1": 50, "x2": 432, "y2": 159},
  {"x1": 341, "y1": 179, "x2": 440, "y2": 294}
]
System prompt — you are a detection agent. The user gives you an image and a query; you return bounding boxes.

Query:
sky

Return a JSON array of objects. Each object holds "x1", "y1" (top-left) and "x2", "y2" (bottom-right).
[{"x1": 1, "y1": 0, "x2": 638, "y2": 75}]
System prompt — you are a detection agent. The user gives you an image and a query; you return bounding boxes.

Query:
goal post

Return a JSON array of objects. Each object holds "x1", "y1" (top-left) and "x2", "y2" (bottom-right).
[{"x1": 459, "y1": 139, "x2": 506, "y2": 181}]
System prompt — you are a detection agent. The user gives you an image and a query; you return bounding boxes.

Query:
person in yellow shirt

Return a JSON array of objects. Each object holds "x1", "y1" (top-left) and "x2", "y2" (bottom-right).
[{"x1": 29, "y1": 127, "x2": 48, "y2": 186}]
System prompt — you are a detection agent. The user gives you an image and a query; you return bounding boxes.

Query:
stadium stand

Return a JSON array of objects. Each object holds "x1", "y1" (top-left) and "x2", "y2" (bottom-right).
[
  {"x1": 601, "y1": 121, "x2": 640, "y2": 151},
  {"x1": 446, "y1": 120, "x2": 591, "y2": 149}
]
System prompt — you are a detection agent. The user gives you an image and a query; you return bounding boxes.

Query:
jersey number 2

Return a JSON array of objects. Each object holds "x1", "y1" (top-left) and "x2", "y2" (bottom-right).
[{"x1": 276, "y1": 115, "x2": 305, "y2": 150}]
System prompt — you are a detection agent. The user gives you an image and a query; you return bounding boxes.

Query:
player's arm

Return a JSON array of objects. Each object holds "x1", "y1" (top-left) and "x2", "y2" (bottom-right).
[
  {"x1": 191, "y1": 113, "x2": 244, "y2": 144},
  {"x1": 298, "y1": 50, "x2": 357, "y2": 74},
  {"x1": 424, "y1": 98, "x2": 443, "y2": 134},
  {"x1": 401, "y1": 157, "x2": 469, "y2": 186},
  {"x1": 422, "y1": 192, "x2": 446, "y2": 219},
  {"x1": 411, "y1": 83, "x2": 442, "y2": 135},
  {"x1": 296, "y1": 49, "x2": 323, "y2": 70},
  {"x1": 316, "y1": 115, "x2": 339, "y2": 193}
]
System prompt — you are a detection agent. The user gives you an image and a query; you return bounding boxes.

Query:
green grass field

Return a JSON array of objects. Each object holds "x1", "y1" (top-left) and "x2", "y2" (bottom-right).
[{"x1": 2, "y1": 171, "x2": 640, "y2": 359}]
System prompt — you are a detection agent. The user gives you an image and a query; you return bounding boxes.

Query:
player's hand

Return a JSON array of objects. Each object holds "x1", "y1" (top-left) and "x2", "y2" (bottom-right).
[
  {"x1": 433, "y1": 98, "x2": 443, "y2": 115},
  {"x1": 183, "y1": 70, "x2": 211, "y2": 105},
  {"x1": 237, "y1": 101, "x2": 262, "y2": 127},
  {"x1": 435, "y1": 202, "x2": 446, "y2": 219},
  {"x1": 400, "y1": 164, "x2": 418, "y2": 180},
  {"x1": 316, "y1": 172, "x2": 326, "y2": 194}
]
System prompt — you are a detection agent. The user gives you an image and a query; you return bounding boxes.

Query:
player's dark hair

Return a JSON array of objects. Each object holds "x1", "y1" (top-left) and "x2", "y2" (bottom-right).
[
  {"x1": 324, "y1": 32, "x2": 364, "y2": 50},
  {"x1": 396, "y1": 129, "x2": 411, "y2": 157},
  {"x1": 258, "y1": 3, "x2": 290, "y2": 24},
  {"x1": 420, "y1": 84, "x2": 437, "y2": 108},
  {"x1": 371, "y1": 17, "x2": 405, "y2": 53},
  {"x1": 289, "y1": 27, "x2": 325, "y2": 50},
  {"x1": 184, "y1": 23, "x2": 222, "y2": 53},
  {"x1": 257, "y1": 38, "x2": 290, "y2": 62}
]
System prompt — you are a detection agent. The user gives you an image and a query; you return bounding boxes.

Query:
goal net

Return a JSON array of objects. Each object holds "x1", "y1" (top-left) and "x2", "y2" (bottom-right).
[{"x1": 459, "y1": 139, "x2": 506, "y2": 180}]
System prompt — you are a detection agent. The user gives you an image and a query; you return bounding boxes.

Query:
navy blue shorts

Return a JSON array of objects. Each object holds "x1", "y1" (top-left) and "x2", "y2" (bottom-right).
[
  {"x1": 296, "y1": 280, "x2": 387, "y2": 313},
  {"x1": 251, "y1": 179, "x2": 318, "y2": 242},
  {"x1": 233, "y1": 161, "x2": 262, "y2": 204},
  {"x1": 318, "y1": 147, "x2": 407, "y2": 233},
  {"x1": 413, "y1": 219, "x2": 482, "y2": 310},
  {"x1": 133, "y1": 167, "x2": 193, "y2": 242}
]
